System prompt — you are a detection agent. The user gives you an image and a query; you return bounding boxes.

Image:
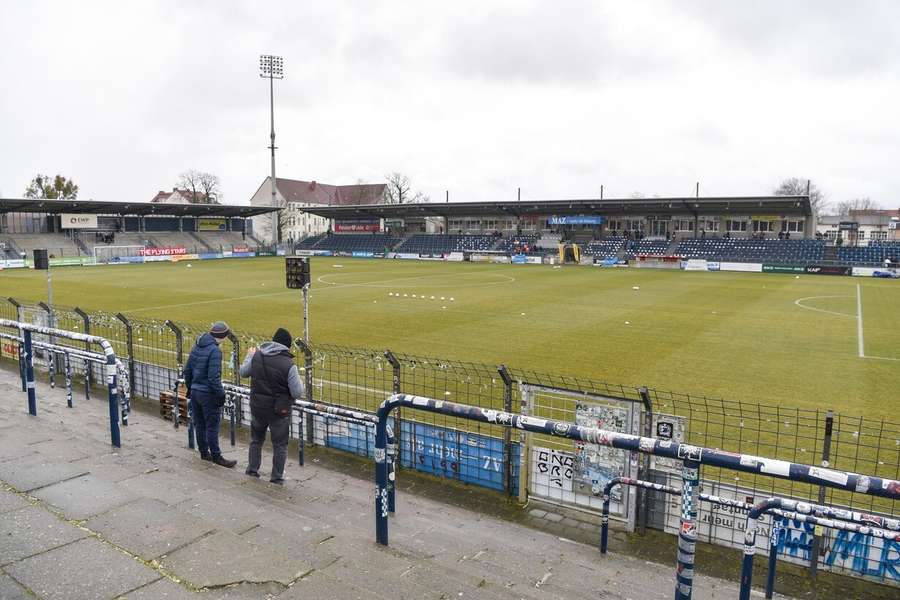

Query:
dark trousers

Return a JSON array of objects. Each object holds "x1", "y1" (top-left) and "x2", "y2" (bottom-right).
[
  {"x1": 247, "y1": 407, "x2": 290, "y2": 481},
  {"x1": 190, "y1": 390, "x2": 222, "y2": 457}
]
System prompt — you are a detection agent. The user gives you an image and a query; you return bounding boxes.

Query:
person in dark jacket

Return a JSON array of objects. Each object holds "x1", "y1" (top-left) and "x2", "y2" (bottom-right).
[
  {"x1": 183, "y1": 321, "x2": 236, "y2": 468},
  {"x1": 239, "y1": 328, "x2": 304, "y2": 484}
]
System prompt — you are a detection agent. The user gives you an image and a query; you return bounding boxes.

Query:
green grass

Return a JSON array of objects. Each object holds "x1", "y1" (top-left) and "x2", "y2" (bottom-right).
[{"x1": 1, "y1": 257, "x2": 898, "y2": 420}]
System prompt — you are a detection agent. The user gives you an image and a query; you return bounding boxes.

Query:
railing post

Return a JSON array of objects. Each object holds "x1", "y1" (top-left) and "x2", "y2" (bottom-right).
[
  {"x1": 103, "y1": 343, "x2": 122, "y2": 448},
  {"x1": 294, "y1": 337, "x2": 314, "y2": 466},
  {"x1": 384, "y1": 351, "x2": 402, "y2": 513},
  {"x1": 63, "y1": 352, "x2": 73, "y2": 408},
  {"x1": 164, "y1": 321, "x2": 184, "y2": 433},
  {"x1": 498, "y1": 365, "x2": 514, "y2": 495},
  {"x1": 765, "y1": 520, "x2": 781, "y2": 599},
  {"x1": 23, "y1": 329, "x2": 36, "y2": 415},
  {"x1": 74, "y1": 307, "x2": 92, "y2": 401},
  {"x1": 638, "y1": 386, "x2": 653, "y2": 535},
  {"x1": 37, "y1": 302, "x2": 55, "y2": 388},
  {"x1": 115, "y1": 313, "x2": 136, "y2": 400},
  {"x1": 675, "y1": 458, "x2": 700, "y2": 600},
  {"x1": 8, "y1": 298, "x2": 25, "y2": 391},
  {"x1": 226, "y1": 331, "x2": 240, "y2": 447},
  {"x1": 808, "y1": 409, "x2": 834, "y2": 580}
]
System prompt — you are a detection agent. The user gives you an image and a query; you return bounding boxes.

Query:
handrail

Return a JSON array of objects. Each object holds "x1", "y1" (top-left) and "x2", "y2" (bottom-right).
[
  {"x1": 0, "y1": 319, "x2": 121, "y2": 447},
  {"x1": 600, "y1": 476, "x2": 900, "y2": 599},
  {"x1": 739, "y1": 497, "x2": 900, "y2": 600},
  {"x1": 373, "y1": 394, "x2": 900, "y2": 600},
  {"x1": 222, "y1": 383, "x2": 397, "y2": 511}
]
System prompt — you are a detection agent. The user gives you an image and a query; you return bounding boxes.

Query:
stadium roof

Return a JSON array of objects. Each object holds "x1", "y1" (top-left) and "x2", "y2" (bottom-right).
[
  {"x1": 0, "y1": 198, "x2": 280, "y2": 218},
  {"x1": 299, "y1": 195, "x2": 812, "y2": 220}
]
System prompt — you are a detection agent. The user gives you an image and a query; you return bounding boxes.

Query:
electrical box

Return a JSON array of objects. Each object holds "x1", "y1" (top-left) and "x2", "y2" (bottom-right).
[
  {"x1": 285, "y1": 257, "x2": 310, "y2": 289},
  {"x1": 33, "y1": 249, "x2": 49, "y2": 270}
]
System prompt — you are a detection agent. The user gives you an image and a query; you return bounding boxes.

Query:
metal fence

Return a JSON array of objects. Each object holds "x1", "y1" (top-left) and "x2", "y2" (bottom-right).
[{"x1": 1, "y1": 296, "x2": 898, "y2": 589}]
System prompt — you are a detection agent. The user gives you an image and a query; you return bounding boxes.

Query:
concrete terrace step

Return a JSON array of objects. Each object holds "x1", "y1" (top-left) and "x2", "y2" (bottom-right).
[{"x1": 0, "y1": 367, "x2": 790, "y2": 599}]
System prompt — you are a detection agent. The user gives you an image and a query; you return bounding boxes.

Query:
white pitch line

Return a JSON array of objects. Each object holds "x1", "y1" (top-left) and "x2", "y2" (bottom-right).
[
  {"x1": 792, "y1": 296, "x2": 856, "y2": 318},
  {"x1": 857, "y1": 284, "x2": 865, "y2": 358}
]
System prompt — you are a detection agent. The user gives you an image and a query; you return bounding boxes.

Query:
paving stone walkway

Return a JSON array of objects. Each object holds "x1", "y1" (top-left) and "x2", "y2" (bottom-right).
[{"x1": 0, "y1": 368, "x2": 785, "y2": 599}]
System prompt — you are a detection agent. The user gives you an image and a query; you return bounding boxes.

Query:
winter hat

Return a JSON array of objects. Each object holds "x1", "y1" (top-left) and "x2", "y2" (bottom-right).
[
  {"x1": 210, "y1": 321, "x2": 230, "y2": 339},
  {"x1": 273, "y1": 328, "x2": 293, "y2": 349}
]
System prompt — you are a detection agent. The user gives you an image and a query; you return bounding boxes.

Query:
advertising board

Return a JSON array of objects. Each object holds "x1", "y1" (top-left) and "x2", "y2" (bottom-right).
[
  {"x1": 335, "y1": 219, "x2": 381, "y2": 233},
  {"x1": 720, "y1": 262, "x2": 763, "y2": 273},
  {"x1": 351, "y1": 251, "x2": 375, "y2": 258},
  {"x1": 140, "y1": 246, "x2": 187, "y2": 257},
  {"x1": 763, "y1": 265, "x2": 805, "y2": 273},
  {"x1": 0, "y1": 259, "x2": 26, "y2": 269},
  {"x1": 548, "y1": 215, "x2": 605, "y2": 225},
  {"x1": 198, "y1": 218, "x2": 226, "y2": 231},
  {"x1": 60, "y1": 213, "x2": 98, "y2": 229},
  {"x1": 805, "y1": 265, "x2": 852, "y2": 276},
  {"x1": 684, "y1": 259, "x2": 708, "y2": 271}
]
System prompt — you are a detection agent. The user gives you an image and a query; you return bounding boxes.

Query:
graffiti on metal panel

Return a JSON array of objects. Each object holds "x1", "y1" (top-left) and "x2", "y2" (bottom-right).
[
  {"x1": 535, "y1": 448, "x2": 574, "y2": 491},
  {"x1": 573, "y1": 402, "x2": 627, "y2": 496}
]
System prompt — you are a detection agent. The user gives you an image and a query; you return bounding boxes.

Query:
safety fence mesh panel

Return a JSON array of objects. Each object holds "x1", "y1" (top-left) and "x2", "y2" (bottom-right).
[{"x1": 1, "y1": 297, "x2": 897, "y2": 585}]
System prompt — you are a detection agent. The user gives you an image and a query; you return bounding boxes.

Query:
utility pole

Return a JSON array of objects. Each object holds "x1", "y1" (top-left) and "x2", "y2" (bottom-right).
[{"x1": 260, "y1": 54, "x2": 284, "y2": 247}]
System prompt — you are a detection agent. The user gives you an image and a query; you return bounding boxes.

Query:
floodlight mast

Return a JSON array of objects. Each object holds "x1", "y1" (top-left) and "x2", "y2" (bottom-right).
[{"x1": 259, "y1": 55, "x2": 284, "y2": 246}]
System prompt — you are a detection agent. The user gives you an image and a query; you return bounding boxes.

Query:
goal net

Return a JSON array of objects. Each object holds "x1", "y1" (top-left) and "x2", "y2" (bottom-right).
[{"x1": 93, "y1": 245, "x2": 145, "y2": 264}]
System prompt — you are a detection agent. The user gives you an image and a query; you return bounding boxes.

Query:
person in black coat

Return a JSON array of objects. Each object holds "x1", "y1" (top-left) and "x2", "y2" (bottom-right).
[{"x1": 239, "y1": 328, "x2": 304, "y2": 484}]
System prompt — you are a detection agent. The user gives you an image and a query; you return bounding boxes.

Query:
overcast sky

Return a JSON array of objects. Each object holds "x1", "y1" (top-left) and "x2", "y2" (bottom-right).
[{"x1": 1, "y1": 1, "x2": 898, "y2": 209}]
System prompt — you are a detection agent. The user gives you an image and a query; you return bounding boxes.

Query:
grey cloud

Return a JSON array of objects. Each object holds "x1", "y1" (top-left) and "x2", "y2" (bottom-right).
[{"x1": 440, "y1": 3, "x2": 677, "y2": 84}]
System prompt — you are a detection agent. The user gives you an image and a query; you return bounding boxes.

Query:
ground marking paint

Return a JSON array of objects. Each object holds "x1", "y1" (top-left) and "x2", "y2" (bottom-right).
[
  {"x1": 792, "y1": 296, "x2": 856, "y2": 318},
  {"x1": 856, "y1": 284, "x2": 865, "y2": 359}
]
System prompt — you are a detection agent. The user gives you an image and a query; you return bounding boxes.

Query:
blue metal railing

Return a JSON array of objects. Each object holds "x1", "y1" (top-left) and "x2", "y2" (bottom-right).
[
  {"x1": 0, "y1": 319, "x2": 122, "y2": 447},
  {"x1": 373, "y1": 394, "x2": 900, "y2": 600}
]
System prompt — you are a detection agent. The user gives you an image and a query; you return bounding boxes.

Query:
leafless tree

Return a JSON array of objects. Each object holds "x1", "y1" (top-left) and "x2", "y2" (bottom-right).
[
  {"x1": 835, "y1": 197, "x2": 878, "y2": 217},
  {"x1": 384, "y1": 172, "x2": 428, "y2": 204},
  {"x1": 773, "y1": 178, "x2": 827, "y2": 215},
  {"x1": 198, "y1": 172, "x2": 221, "y2": 204},
  {"x1": 178, "y1": 170, "x2": 203, "y2": 203}
]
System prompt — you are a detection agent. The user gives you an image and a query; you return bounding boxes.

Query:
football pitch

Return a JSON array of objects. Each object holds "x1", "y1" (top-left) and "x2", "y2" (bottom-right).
[{"x1": 2, "y1": 257, "x2": 898, "y2": 419}]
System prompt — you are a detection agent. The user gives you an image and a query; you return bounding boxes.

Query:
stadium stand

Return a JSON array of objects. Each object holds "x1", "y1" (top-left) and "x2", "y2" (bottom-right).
[
  {"x1": 495, "y1": 235, "x2": 541, "y2": 254},
  {"x1": 4, "y1": 233, "x2": 84, "y2": 257},
  {"x1": 297, "y1": 233, "x2": 400, "y2": 253},
  {"x1": 395, "y1": 234, "x2": 495, "y2": 254},
  {"x1": 675, "y1": 239, "x2": 825, "y2": 264},
  {"x1": 625, "y1": 239, "x2": 671, "y2": 258},
  {"x1": 583, "y1": 237, "x2": 625, "y2": 258},
  {"x1": 836, "y1": 241, "x2": 900, "y2": 265}
]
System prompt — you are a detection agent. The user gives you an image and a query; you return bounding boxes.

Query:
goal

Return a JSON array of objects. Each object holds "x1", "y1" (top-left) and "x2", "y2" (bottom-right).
[{"x1": 93, "y1": 245, "x2": 145, "y2": 264}]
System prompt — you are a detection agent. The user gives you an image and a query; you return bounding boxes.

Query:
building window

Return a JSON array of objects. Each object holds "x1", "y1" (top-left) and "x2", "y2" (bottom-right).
[
  {"x1": 871, "y1": 231, "x2": 888, "y2": 241},
  {"x1": 674, "y1": 219, "x2": 694, "y2": 232},
  {"x1": 752, "y1": 220, "x2": 772, "y2": 233},
  {"x1": 727, "y1": 220, "x2": 748, "y2": 232},
  {"x1": 786, "y1": 220, "x2": 804, "y2": 233}
]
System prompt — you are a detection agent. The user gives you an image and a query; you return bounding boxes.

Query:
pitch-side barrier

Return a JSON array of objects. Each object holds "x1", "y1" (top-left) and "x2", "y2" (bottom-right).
[
  {"x1": 0, "y1": 319, "x2": 124, "y2": 447},
  {"x1": 373, "y1": 394, "x2": 900, "y2": 600},
  {"x1": 599, "y1": 476, "x2": 900, "y2": 599},
  {"x1": 221, "y1": 383, "x2": 398, "y2": 512},
  {"x1": 739, "y1": 497, "x2": 900, "y2": 600}
]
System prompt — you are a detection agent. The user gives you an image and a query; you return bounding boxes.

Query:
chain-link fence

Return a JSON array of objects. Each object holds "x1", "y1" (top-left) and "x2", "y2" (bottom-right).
[{"x1": 1, "y1": 297, "x2": 897, "y2": 587}]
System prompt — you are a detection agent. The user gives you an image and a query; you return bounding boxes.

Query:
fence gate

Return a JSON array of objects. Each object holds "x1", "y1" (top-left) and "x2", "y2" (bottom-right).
[{"x1": 522, "y1": 384, "x2": 641, "y2": 528}]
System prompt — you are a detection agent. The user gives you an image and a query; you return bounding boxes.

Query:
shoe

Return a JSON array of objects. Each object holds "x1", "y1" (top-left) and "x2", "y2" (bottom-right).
[
  {"x1": 245, "y1": 469, "x2": 260, "y2": 478},
  {"x1": 270, "y1": 478, "x2": 285, "y2": 486},
  {"x1": 200, "y1": 453, "x2": 212, "y2": 461},
  {"x1": 212, "y1": 455, "x2": 237, "y2": 468}
]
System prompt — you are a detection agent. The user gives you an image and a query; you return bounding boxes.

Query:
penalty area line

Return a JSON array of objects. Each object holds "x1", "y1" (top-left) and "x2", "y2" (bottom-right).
[{"x1": 857, "y1": 284, "x2": 865, "y2": 359}]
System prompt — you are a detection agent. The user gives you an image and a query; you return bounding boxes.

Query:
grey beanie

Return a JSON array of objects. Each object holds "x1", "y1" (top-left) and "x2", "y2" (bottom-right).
[{"x1": 210, "y1": 321, "x2": 230, "y2": 339}]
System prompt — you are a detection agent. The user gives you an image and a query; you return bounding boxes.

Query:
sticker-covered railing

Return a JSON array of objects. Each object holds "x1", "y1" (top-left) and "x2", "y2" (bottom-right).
[
  {"x1": 0, "y1": 319, "x2": 124, "y2": 447},
  {"x1": 373, "y1": 394, "x2": 900, "y2": 600},
  {"x1": 599, "y1": 476, "x2": 900, "y2": 599}
]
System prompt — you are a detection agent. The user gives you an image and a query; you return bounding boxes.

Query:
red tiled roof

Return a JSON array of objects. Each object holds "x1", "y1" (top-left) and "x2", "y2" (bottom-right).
[{"x1": 275, "y1": 178, "x2": 385, "y2": 206}]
